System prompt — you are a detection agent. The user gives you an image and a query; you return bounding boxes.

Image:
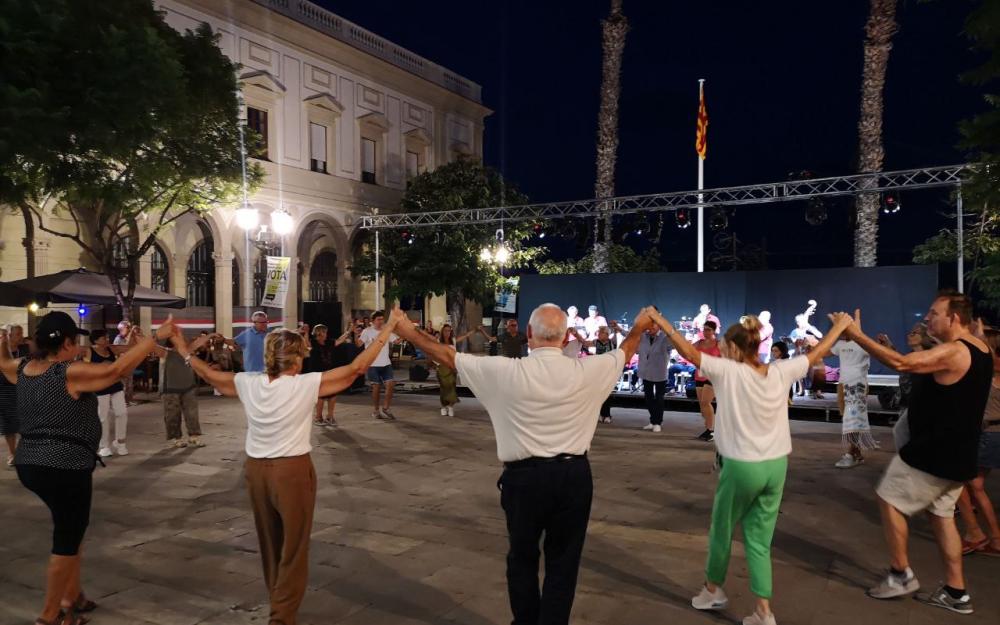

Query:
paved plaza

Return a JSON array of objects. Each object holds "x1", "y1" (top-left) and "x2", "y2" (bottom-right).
[{"x1": 1, "y1": 390, "x2": 999, "y2": 625}]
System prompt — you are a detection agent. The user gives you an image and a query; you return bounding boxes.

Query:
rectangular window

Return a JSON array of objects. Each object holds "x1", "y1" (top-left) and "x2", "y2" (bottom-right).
[
  {"x1": 310, "y1": 122, "x2": 327, "y2": 173},
  {"x1": 362, "y1": 138, "x2": 376, "y2": 184},
  {"x1": 247, "y1": 107, "x2": 269, "y2": 160},
  {"x1": 405, "y1": 150, "x2": 419, "y2": 180}
]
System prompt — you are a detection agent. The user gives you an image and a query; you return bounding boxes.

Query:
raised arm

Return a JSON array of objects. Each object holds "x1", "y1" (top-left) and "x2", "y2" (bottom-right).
[
  {"x1": 169, "y1": 331, "x2": 238, "y2": 396},
  {"x1": 0, "y1": 329, "x2": 21, "y2": 384},
  {"x1": 618, "y1": 308, "x2": 655, "y2": 362},
  {"x1": 318, "y1": 308, "x2": 404, "y2": 397},
  {"x1": 650, "y1": 309, "x2": 702, "y2": 367},
  {"x1": 68, "y1": 316, "x2": 176, "y2": 394},
  {"x1": 395, "y1": 311, "x2": 456, "y2": 370},
  {"x1": 807, "y1": 314, "x2": 852, "y2": 366},
  {"x1": 838, "y1": 309, "x2": 959, "y2": 374}
]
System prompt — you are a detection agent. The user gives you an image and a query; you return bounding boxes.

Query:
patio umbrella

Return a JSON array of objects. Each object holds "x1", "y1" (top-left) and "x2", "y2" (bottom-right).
[{"x1": 0, "y1": 268, "x2": 185, "y2": 308}]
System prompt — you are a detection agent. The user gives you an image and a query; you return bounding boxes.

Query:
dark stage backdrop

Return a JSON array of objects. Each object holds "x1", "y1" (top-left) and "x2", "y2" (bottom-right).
[{"x1": 518, "y1": 265, "x2": 938, "y2": 375}]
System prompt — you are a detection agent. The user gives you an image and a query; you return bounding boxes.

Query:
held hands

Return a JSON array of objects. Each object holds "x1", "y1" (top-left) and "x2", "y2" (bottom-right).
[
  {"x1": 827, "y1": 310, "x2": 857, "y2": 335},
  {"x1": 154, "y1": 315, "x2": 176, "y2": 341},
  {"x1": 876, "y1": 333, "x2": 893, "y2": 348},
  {"x1": 387, "y1": 306, "x2": 408, "y2": 332}
]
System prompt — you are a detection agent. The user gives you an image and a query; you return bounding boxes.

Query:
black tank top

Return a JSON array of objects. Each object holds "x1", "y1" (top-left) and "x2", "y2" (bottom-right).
[
  {"x1": 90, "y1": 348, "x2": 124, "y2": 396},
  {"x1": 901, "y1": 339, "x2": 992, "y2": 481}
]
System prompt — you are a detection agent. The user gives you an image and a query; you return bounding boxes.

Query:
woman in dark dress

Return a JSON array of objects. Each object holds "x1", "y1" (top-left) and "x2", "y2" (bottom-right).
[
  {"x1": 308, "y1": 325, "x2": 337, "y2": 425},
  {"x1": 1, "y1": 324, "x2": 30, "y2": 465}
]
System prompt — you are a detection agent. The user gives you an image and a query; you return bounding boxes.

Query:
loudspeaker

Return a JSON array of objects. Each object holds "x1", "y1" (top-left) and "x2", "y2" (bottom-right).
[
  {"x1": 302, "y1": 301, "x2": 342, "y2": 334},
  {"x1": 409, "y1": 364, "x2": 429, "y2": 382}
]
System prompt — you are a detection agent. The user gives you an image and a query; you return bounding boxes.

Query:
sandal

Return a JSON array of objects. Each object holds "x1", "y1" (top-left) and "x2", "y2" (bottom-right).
[
  {"x1": 61, "y1": 608, "x2": 89, "y2": 625},
  {"x1": 73, "y1": 593, "x2": 98, "y2": 612},
  {"x1": 961, "y1": 537, "x2": 989, "y2": 555},
  {"x1": 978, "y1": 543, "x2": 1000, "y2": 557}
]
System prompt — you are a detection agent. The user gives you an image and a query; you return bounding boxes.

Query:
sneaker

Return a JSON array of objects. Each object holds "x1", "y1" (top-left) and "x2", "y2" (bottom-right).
[
  {"x1": 380, "y1": 408, "x2": 396, "y2": 420},
  {"x1": 441, "y1": 408, "x2": 448, "y2": 416},
  {"x1": 5, "y1": 456, "x2": 13, "y2": 467},
  {"x1": 324, "y1": 419, "x2": 337, "y2": 427},
  {"x1": 652, "y1": 425, "x2": 662, "y2": 433},
  {"x1": 98, "y1": 447, "x2": 113, "y2": 457},
  {"x1": 742, "y1": 610, "x2": 777, "y2": 625},
  {"x1": 313, "y1": 419, "x2": 325, "y2": 427},
  {"x1": 867, "y1": 567, "x2": 919, "y2": 599},
  {"x1": 188, "y1": 437, "x2": 205, "y2": 447},
  {"x1": 374, "y1": 410, "x2": 387, "y2": 420},
  {"x1": 446, "y1": 406, "x2": 454, "y2": 417},
  {"x1": 697, "y1": 429, "x2": 712, "y2": 441},
  {"x1": 691, "y1": 585, "x2": 728, "y2": 610},
  {"x1": 835, "y1": 453, "x2": 863, "y2": 469},
  {"x1": 169, "y1": 438, "x2": 187, "y2": 449},
  {"x1": 642, "y1": 424, "x2": 655, "y2": 431},
  {"x1": 705, "y1": 430, "x2": 714, "y2": 442},
  {"x1": 112, "y1": 441, "x2": 128, "y2": 456},
  {"x1": 915, "y1": 584, "x2": 974, "y2": 615}
]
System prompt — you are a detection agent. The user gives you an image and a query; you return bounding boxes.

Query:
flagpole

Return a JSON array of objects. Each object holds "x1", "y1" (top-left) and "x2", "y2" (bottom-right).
[{"x1": 697, "y1": 79, "x2": 705, "y2": 273}]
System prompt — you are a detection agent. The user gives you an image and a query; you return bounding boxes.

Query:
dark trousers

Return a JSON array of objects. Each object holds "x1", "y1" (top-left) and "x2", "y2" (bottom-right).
[
  {"x1": 17, "y1": 464, "x2": 93, "y2": 555},
  {"x1": 499, "y1": 457, "x2": 593, "y2": 625},
  {"x1": 599, "y1": 396, "x2": 612, "y2": 419},
  {"x1": 643, "y1": 379, "x2": 666, "y2": 424}
]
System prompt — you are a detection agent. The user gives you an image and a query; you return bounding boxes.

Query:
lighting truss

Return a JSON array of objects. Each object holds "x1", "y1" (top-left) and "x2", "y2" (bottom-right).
[{"x1": 360, "y1": 164, "x2": 971, "y2": 230}]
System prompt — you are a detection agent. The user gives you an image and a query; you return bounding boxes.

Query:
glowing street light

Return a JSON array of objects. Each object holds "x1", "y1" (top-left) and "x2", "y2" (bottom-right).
[
  {"x1": 235, "y1": 207, "x2": 260, "y2": 231},
  {"x1": 271, "y1": 208, "x2": 294, "y2": 236}
]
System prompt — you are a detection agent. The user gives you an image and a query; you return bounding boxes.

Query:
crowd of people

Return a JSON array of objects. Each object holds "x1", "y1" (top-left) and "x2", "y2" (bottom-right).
[{"x1": 1, "y1": 290, "x2": 999, "y2": 625}]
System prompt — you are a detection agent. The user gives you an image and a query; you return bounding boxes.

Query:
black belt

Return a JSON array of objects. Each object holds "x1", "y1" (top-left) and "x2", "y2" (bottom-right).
[
  {"x1": 986, "y1": 419, "x2": 1000, "y2": 427},
  {"x1": 504, "y1": 453, "x2": 587, "y2": 469}
]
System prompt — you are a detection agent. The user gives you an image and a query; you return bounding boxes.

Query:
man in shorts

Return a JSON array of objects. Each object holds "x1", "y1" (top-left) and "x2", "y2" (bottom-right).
[
  {"x1": 360, "y1": 310, "x2": 400, "y2": 420},
  {"x1": 837, "y1": 291, "x2": 991, "y2": 615}
]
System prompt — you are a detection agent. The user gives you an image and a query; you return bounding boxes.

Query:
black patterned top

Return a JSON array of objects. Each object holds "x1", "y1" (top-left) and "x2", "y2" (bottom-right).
[{"x1": 14, "y1": 360, "x2": 100, "y2": 470}]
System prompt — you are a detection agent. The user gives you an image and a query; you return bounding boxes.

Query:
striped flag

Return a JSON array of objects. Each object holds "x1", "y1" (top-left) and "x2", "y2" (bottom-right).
[{"x1": 696, "y1": 83, "x2": 708, "y2": 159}]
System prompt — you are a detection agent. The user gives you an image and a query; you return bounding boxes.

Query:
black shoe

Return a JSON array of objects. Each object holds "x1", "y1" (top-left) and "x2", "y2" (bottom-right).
[{"x1": 697, "y1": 429, "x2": 711, "y2": 441}]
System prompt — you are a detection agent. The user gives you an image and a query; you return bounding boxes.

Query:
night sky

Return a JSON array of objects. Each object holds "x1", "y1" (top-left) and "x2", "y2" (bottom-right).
[{"x1": 317, "y1": 0, "x2": 982, "y2": 272}]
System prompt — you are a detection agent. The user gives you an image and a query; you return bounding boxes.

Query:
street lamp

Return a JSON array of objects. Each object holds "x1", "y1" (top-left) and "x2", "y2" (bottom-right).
[
  {"x1": 235, "y1": 207, "x2": 260, "y2": 231},
  {"x1": 480, "y1": 228, "x2": 510, "y2": 265},
  {"x1": 271, "y1": 208, "x2": 294, "y2": 236}
]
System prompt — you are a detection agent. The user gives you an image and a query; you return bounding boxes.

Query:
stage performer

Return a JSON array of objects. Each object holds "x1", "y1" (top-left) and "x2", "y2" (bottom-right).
[
  {"x1": 394, "y1": 302, "x2": 653, "y2": 625},
  {"x1": 842, "y1": 293, "x2": 990, "y2": 616},
  {"x1": 789, "y1": 300, "x2": 823, "y2": 346},
  {"x1": 693, "y1": 304, "x2": 721, "y2": 338},
  {"x1": 639, "y1": 311, "x2": 672, "y2": 433},
  {"x1": 651, "y1": 310, "x2": 851, "y2": 625},
  {"x1": 758, "y1": 311, "x2": 774, "y2": 363},
  {"x1": 1, "y1": 312, "x2": 177, "y2": 625},
  {"x1": 830, "y1": 333, "x2": 875, "y2": 469},
  {"x1": 166, "y1": 308, "x2": 403, "y2": 625},
  {"x1": 583, "y1": 305, "x2": 608, "y2": 341},
  {"x1": 565, "y1": 306, "x2": 585, "y2": 357},
  {"x1": 694, "y1": 320, "x2": 721, "y2": 442}
]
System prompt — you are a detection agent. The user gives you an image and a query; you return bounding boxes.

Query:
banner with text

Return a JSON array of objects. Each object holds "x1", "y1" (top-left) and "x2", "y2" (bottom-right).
[{"x1": 261, "y1": 256, "x2": 291, "y2": 308}]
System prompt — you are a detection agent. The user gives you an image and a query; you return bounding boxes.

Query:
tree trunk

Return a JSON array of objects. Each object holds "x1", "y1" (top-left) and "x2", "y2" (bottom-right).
[
  {"x1": 853, "y1": 0, "x2": 898, "y2": 267},
  {"x1": 447, "y1": 289, "x2": 466, "y2": 337},
  {"x1": 592, "y1": 0, "x2": 629, "y2": 273},
  {"x1": 20, "y1": 207, "x2": 36, "y2": 278}
]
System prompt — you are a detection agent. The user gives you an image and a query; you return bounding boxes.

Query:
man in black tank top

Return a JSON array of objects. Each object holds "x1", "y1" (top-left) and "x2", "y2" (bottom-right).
[{"x1": 832, "y1": 291, "x2": 991, "y2": 615}]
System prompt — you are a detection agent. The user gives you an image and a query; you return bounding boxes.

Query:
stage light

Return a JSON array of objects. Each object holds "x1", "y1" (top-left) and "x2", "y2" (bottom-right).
[
  {"x1": 494, "y1": 245, "x2": 510, "y2": 264},
  {"x1": 28, "y1": 302, "x2": 39, "y2": 313},
  {"x1": 532, "y1": 222, "x2": 546, "y2": 239},
  {"x1": 882, "y1": 193, "x2": 901, "y2": 214},
  {"x1": 77, "y1": 304, "x2": 87, "y2": 317},
  {"x1": 675, "y1": 209, "x2": 691, "y2": 229},
  {"x1": 804, "y1": 198, "x2": 827, "y2": 226},
  {"x1": 407, "y1": 235, "x2": 415, "y2": 245},
  {"x1": 709, "y1": 209, "x2": 728, "y2": 231},
  {"x1": 401, "y1": 229, "x2": 410, "y2": 241},
  {"x1": 480, "y1": 247, "x2": 492, "y2": 262}
]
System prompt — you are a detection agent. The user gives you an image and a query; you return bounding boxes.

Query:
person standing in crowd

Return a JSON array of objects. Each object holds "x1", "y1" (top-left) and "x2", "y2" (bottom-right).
[
  {"x1": 956, "y1": 327, "x2": 1000, "y2": 557},
  {"x1": 422, "y1": 320, "x2": 439, "y2": 338},
  {"x1": 307, "y1": 324, "x2": 337, "y2": 426},
  {"x1": 0, "y1": 324, "x2": 28, "y2": 466},
  {"x1": 654, "y1": 310, "x2": 851, "y2": 625},
  {"x1": 394, "y1": 303, "x2": 653, "y2": 625},
  {"x1": 220, "y1": 311, "x2": 270, "y2": 374},
  {"x1": 638, "y1": 310, "x2": 671, "y2": 433},
  {"x1": 693, "y1": 304, "x2": 721, "y2": 338},
  {"x1": 758, "y1": 311, "x2": 774, "y2": 363},
  {"x1": 581, "y1": 326, "x2": 618, "y2": 423},
  {"x1": 583, "y1": 305, "x2": 608, "y2": 341},
  {"x1": 155, "y1": 341, "x2": 204, "y2": 449},
  {"x1": 332, "y1": 323, "x2": 365, "y2": 394},
  {"x1": 693, "y1": 320, "x2": 721, "y2": 442},
  {"x1": 1, "y1": 312, "x2": 176, "y2": 625},
  {"x1": 843, "y1": 292, "x2": 990, "y2": 615},
  {"x1": 770, "y1": 341, "x2": 793, "y2": 404},
  {"x1": 490, "y1": 318, "x2": 528, "y2": 358},
  {"x1": 88, "y1": 330, "x2": 130, "y2": 457},
  {"x1": 360, "y1": 310, "x2": 401, "y2": 420},
  {"x1": 165, "y1": 309, "x2": 403, "y2": 625},
  {"x1": 433, "y1": 323, "x2": 479, "y2": 417},
  {"x1": 829, "y1": 334, "x2": 875, "y2": 469}
]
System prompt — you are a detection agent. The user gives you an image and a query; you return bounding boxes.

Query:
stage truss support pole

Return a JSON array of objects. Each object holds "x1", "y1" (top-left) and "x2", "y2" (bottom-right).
[
  {"x1": 374, "y1": 209, "x2": 381, "y2": 308},
  {"x1": 697, "y1": 79, "x2": 705, "y2": 273},
  {"x1": 957, "y1": 185, "x2": 964, "y2": 294}
]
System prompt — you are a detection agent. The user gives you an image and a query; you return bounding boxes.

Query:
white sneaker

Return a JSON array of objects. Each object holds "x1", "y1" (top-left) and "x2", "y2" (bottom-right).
[
  {"x1": 867, "y1": 567, "x2": 920, "y2": 599},
  {"x1": 742, "y1": 610, "x2": 777, "y2": 625},
  {"x1": 835, "y1": 453, "x2": 863, "y2": 469},
  {"x1": 446, "y1": 406, "x2": 454, "y2": 417},
  {"x1": 652, "y1": 425, "x2": 662, "y2": 433},
  {"x1": 169, "y1": 438, "x2": 187, "y2": 449},
  {"x1": 642, "y1": 424, "x2": 655, "y2": 431},
  {"x1": 188, "y1": 437, "x2": 205, "y2": 448},
  {"x1": 112, "y1": 441, "x2": 128, "y2": 456},
  {"x1": 441, "y1": 408, "x2": 448, "y2": 416},
  {"x1": 98, "y1": 447, "x2": 113, "y2": 457},
  {"x1": 691, "y1": 585, "x2": 728, "y2": 610}
]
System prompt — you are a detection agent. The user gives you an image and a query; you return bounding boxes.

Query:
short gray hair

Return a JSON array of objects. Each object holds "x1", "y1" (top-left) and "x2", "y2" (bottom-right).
[
  {"x1": 251, "y1": 311, "x2": 268, "y2": 322},
  {"x1": 528, "y1": 303, "x2": 567, "y2": 341}
]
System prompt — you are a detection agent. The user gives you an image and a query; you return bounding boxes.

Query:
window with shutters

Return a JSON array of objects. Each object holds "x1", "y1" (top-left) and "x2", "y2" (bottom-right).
[
  {"x1": 362, "y1": 138, "x2": 376, "y2": 184},
  {"x1": 246, "y1": 107, "x2": 269, "y2": 160},
  {"x1": 310, "y1": 122, "x2": 327, "y2": 173}
]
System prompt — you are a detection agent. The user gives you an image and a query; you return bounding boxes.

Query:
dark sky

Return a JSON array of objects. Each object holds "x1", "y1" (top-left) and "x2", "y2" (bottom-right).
[{"x1": 316, "y1": 0, "x2": 982, "y2": 272}]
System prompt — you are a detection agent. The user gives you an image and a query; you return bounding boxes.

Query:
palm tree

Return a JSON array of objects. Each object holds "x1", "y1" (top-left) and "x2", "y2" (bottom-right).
[
  {"x1": 592, "y1": 0, "x2": 629, "y2": 273},
  {"x1": 854, "y1": 0, "x2": 898, "y2": 267}
]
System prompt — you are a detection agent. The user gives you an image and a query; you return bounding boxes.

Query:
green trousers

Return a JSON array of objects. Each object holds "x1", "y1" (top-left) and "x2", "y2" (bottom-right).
[{"x1": 705, "y1": 455, "x2": 787, "y2": 599}]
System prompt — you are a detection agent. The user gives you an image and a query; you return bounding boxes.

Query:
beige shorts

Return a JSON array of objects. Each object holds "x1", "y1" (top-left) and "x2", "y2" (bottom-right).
[{"x1": 876, "y1": 455, "x2": 963, "y2": 518}]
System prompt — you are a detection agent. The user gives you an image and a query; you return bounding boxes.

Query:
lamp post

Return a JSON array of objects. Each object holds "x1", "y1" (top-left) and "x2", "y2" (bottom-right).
[{"x1": 235, "y1": 206, "x2": 259, "y2": 316}]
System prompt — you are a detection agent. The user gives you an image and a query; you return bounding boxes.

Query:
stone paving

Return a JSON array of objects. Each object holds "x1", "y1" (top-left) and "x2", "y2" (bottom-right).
[{"x1": 1, "y1": 389, "x2": 999, "y2": 625}]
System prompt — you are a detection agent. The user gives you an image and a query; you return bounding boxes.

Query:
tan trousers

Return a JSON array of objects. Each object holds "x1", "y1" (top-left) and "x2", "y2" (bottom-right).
[{"x1": 245, "y1": 454, "x2": 316, "y2": 625}]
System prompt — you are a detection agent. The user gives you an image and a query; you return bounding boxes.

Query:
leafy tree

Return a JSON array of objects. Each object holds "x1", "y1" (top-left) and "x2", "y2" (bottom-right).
[
  {"x1": 0, "y1": 0, "x2": 261, "y2": 316},
  {"x1": 537, "y1": 243, "x2": 660, "y2": 275},
  {"x1": 352, "y1": 158, "x2": 542, "y2": 332}
]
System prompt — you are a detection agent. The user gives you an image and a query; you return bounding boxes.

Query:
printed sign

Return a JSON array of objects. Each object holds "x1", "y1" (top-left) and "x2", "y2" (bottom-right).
[{"x1": 261, "y1": 256, "x2": 291, "y2": 308}]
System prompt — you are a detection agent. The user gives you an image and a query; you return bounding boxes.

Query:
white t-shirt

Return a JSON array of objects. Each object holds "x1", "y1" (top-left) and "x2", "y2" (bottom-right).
[
  {"x1": 234, "y1": 372, "x2": 323, "y2": 458},
  {"x1": 583, "y1": 315, "x2": 608, "y2": 339},
  {"x1": 830, "y1": 340, "x2": 870, "y2": 386},
  {"x1": 455, "y1": 347, "x2": 625, "y2": 462},
  {"x1": 699, "y1": 354, "x2": 809, "y2": 462},
  {"x1": 360, "y1": 327, "x2": 398, "y2": 368}
]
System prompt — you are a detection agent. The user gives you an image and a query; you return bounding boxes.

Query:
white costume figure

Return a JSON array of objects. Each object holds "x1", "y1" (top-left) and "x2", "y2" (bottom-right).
[{"x1": 583, "y1": 305, "x2": 608, "y2": 341}]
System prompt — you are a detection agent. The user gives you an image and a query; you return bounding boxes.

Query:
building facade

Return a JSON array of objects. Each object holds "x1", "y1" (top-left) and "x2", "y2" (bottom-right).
[{"x1": 0, "y1": 0, "x2": 489, "y2": 335}]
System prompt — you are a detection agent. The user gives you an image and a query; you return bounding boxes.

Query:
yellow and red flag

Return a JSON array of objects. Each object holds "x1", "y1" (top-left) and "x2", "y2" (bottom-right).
[{"x1": 695, "y1": 83, "x2": 708, "y2": 160}]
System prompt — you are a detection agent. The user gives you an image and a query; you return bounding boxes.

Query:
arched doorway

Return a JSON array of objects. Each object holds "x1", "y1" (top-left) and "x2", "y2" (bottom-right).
[
  {"x1": 186, "y1": 224, "x2": 215, "y2": 307},
  {"x1": 309, "y1": 250, "x2": 338, "y2": 302}
]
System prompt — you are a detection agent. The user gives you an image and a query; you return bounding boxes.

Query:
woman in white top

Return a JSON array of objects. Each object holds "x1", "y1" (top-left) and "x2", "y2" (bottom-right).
[
  {"x1": 652, "y1": 311, "x2": 852, "y2": 625},
  {"x1": 165, "y1": 308, "x2": 403, "y2": 625}
]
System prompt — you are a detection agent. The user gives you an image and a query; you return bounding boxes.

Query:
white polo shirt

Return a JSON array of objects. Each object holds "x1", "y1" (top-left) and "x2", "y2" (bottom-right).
[
  {"x1": 234, "y1": 371, "x2": 323, "y2": 458},
  {"x1": 455, "y1": 347, "x2": 626, "y2": 462}
]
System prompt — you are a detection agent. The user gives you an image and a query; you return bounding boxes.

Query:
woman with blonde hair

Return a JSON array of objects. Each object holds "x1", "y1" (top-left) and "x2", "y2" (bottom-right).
[
  {"x1": 650, "y1": 311, "x2": 853, "y2": 625},
  {"x1": 166, "y1": 308, "x2": 404, "y2": 625}
]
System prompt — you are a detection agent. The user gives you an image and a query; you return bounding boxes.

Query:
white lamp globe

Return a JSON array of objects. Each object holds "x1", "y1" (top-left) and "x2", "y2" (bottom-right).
[
  {"x1": 271, "y1": 208, "x2": 294, "y2": 236},
  {"x1": 235, "y1": 207, "x2": 259, "y2": 231}
]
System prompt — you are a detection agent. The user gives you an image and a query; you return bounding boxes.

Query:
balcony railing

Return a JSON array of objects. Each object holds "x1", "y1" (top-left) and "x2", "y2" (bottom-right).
[{"x1": 250, "y1": 0, "x2": 482, "y2": 102}]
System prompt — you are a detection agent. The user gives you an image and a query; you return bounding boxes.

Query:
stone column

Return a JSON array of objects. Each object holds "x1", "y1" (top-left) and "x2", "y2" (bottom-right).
[
  {"x1": 213, "y1": 251, "x2": 234, "y2": 336},
  {"x1": 283, "y1": 255, "x2": 299, "y2": 329},
  {"x1": 137, "y1": 251, "x2": 153, "y2": 330}
]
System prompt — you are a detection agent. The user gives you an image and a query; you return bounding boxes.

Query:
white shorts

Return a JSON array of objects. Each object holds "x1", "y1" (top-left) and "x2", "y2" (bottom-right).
[{"x1": 876, "y1": 455, "x2": 963, "y2": 518}]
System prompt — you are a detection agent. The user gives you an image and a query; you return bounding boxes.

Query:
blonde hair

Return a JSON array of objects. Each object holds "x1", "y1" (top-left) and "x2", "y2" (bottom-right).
[
  {"x1": 264, "y1": 329, "x2": 309, "y2": 376},
  {"x1": 724, "y1": 315, "x2": 763, "y2": 362}
]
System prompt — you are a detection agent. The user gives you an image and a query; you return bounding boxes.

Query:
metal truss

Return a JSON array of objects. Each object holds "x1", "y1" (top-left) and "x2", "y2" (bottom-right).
[{"x1": 360, "y1": 164, "x2": 971, "y2": 230}]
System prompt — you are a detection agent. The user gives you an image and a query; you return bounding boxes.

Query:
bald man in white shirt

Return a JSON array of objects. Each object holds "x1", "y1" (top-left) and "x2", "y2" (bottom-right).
[{"x1": 396, "y1": 303, "x2": 654, "y2": 625}]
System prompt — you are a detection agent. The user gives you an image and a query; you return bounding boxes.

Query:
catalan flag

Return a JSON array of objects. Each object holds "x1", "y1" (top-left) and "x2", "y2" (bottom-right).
[{"x1": 695, "y1": 82, "x2": 708, "y2": 159}]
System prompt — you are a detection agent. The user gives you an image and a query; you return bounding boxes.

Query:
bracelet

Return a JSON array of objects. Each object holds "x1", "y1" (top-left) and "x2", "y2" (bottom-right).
[{"x1": 183, "y1": 353, "x2": 193, "y2": 367}]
